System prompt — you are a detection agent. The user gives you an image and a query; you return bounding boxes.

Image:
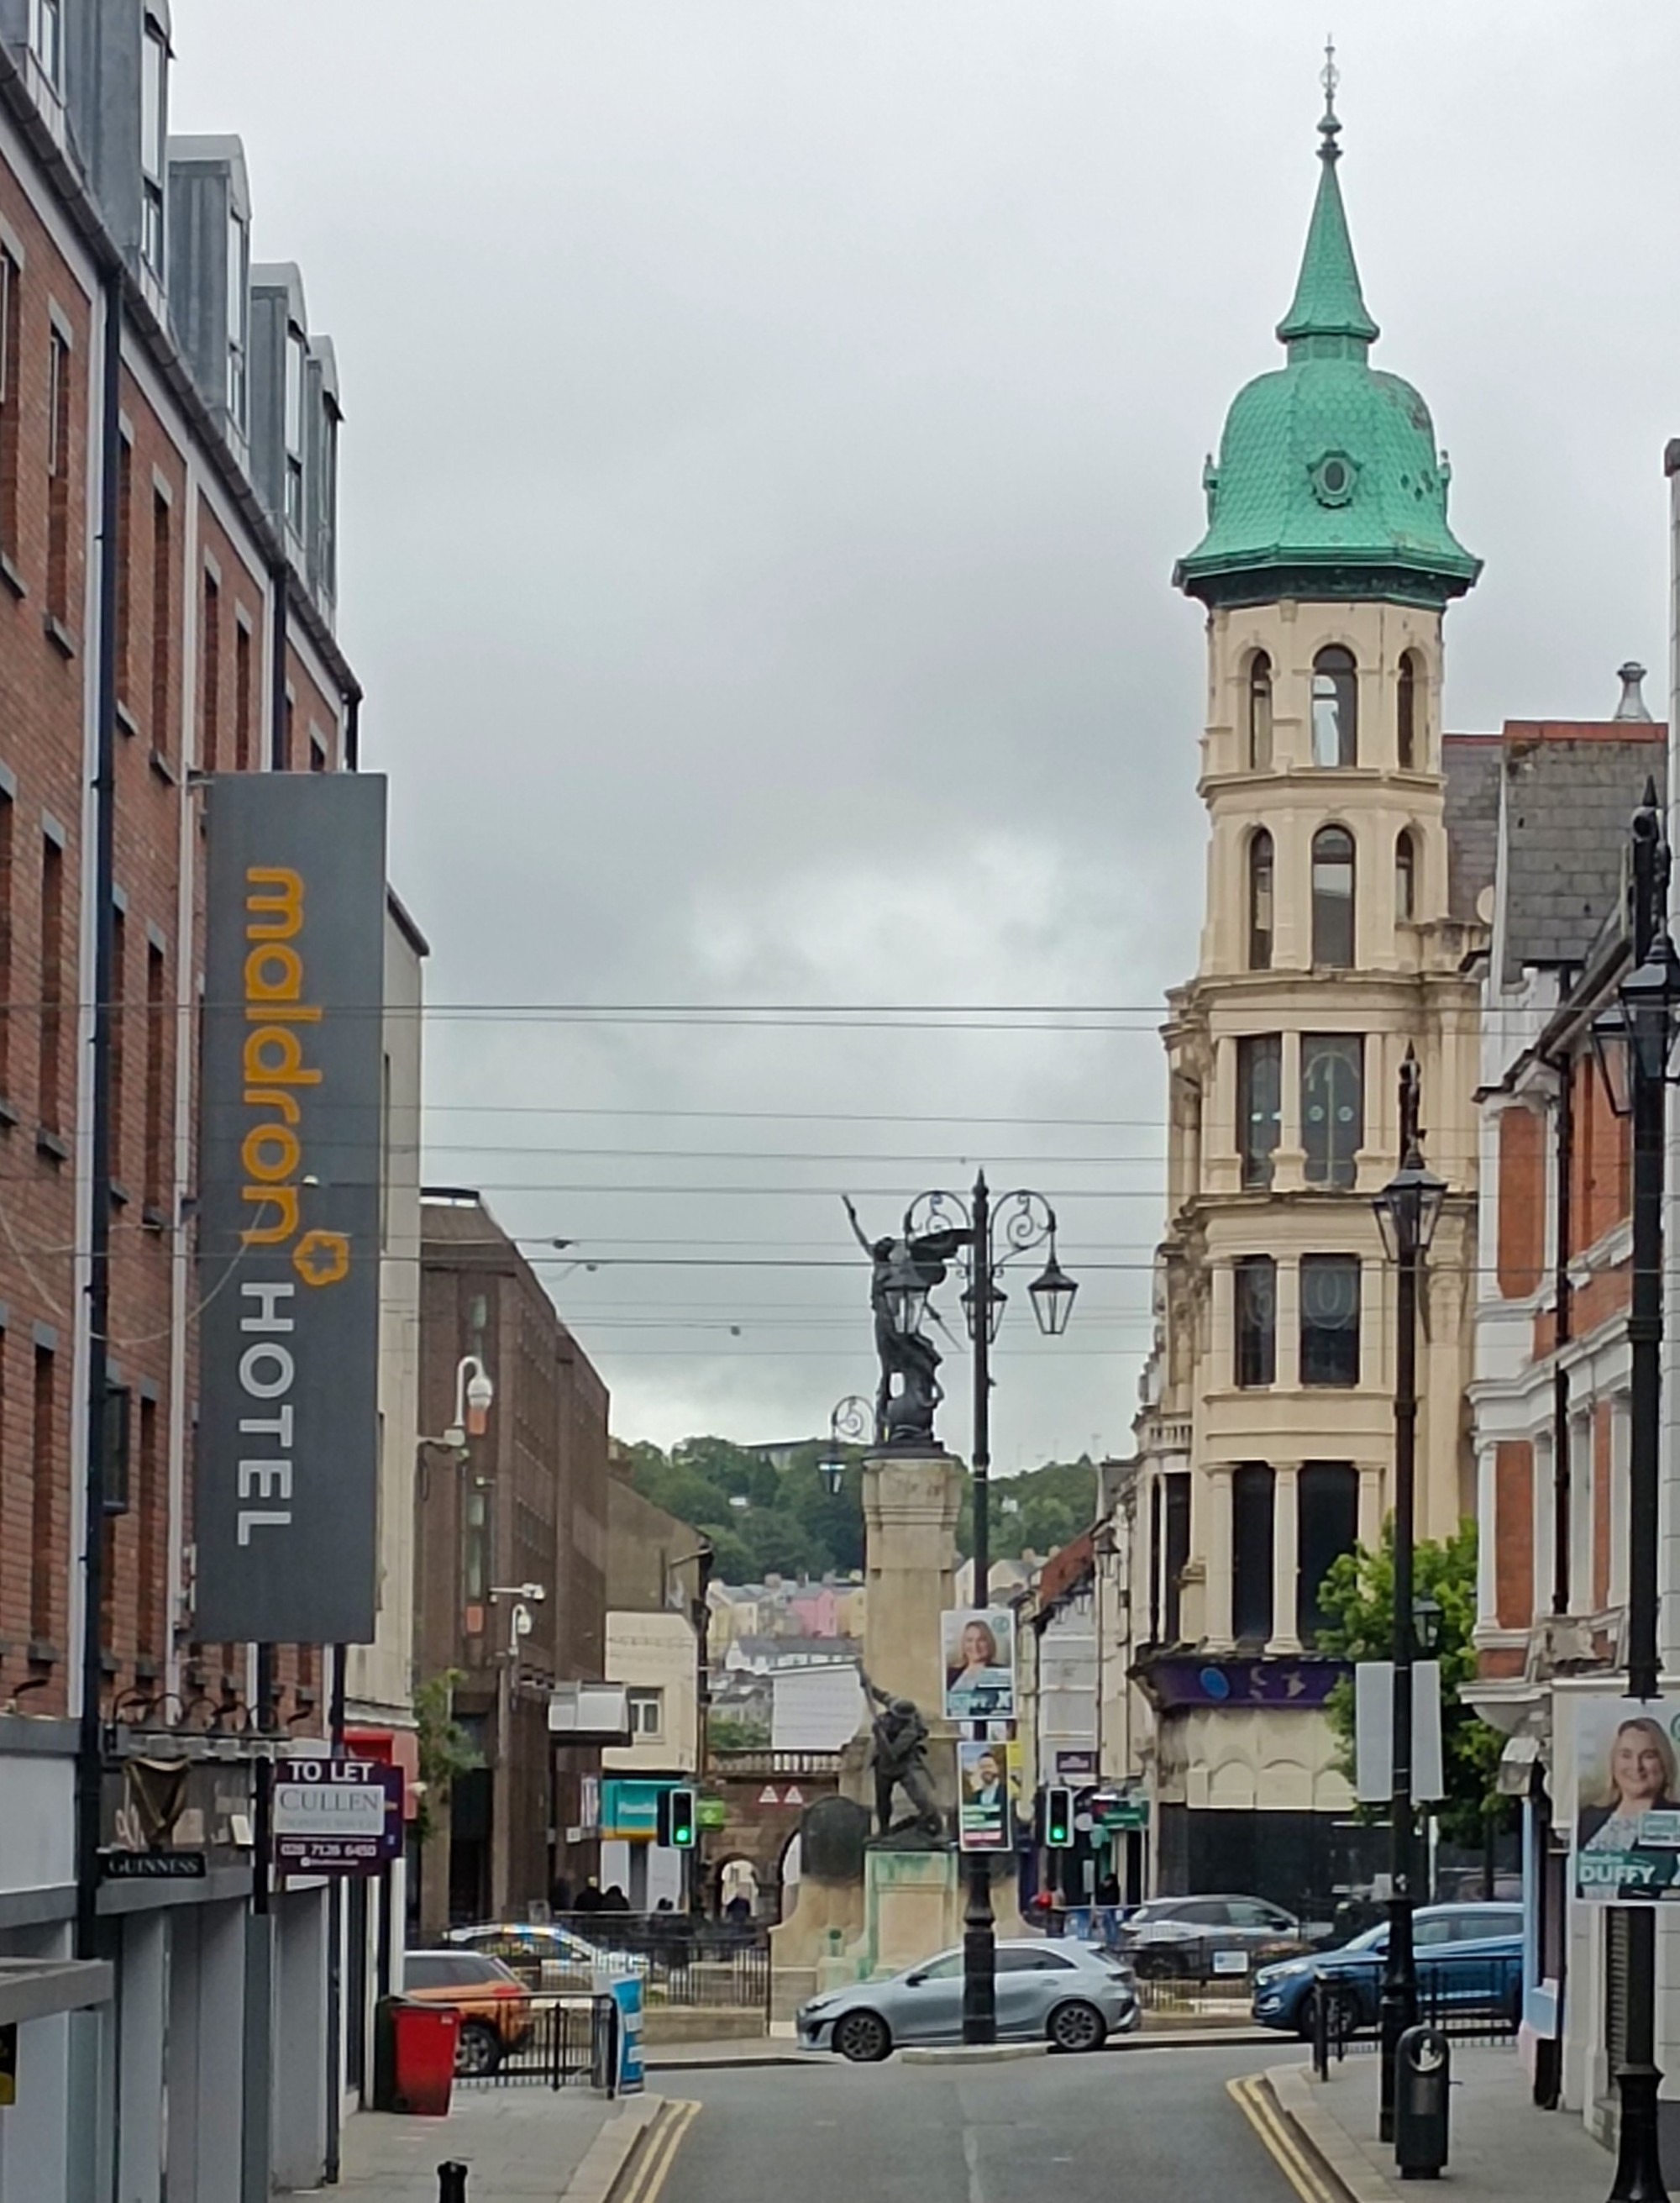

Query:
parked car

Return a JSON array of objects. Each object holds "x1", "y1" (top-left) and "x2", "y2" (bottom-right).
[
  {"x1": 403, "y1": 1949, "x2": 533, "y2": 2075},
  {"x1": 1251, "y1": 1902, "x2": 1524, "y2": 2037},
  {"x1": 444, "y1": 1920, "x2": 644, "y2": 1991},
  {"x1": 796, "y1": 1939, "x2": 1139, "y2": 2061},
  {"x1": 1115, "y1": 1895, "x2": 1308, "y2": 1976}
]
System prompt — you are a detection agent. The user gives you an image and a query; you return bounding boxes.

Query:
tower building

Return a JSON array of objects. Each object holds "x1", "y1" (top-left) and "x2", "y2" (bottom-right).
[{"x1": 1131, "y1": 72, "x2": 1488, "y2": 1906}]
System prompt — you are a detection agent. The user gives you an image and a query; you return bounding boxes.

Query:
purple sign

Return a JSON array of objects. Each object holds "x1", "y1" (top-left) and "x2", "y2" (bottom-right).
[
  {"x1": 1143, "y1": 1658, "x2": 1345, "y2": 1714},
  {"x1": 272, "y1": 1759, "x2": 404, "y2": 1876}
]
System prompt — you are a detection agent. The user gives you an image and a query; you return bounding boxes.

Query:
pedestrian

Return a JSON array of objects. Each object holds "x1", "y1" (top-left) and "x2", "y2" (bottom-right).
[
  {"x1": 575, "y1": 1876, "x2": 604, "y2": 1915},
  {"x1": 603, "y1": 1884, "x2": 631, "y2": 1913},
  {"x1": 1095, "y1": 1872, "x2": 1121, "y2": 1946},
  {"x1": 550, "y1": 1875, "x2": 571, "y2": 1916}
]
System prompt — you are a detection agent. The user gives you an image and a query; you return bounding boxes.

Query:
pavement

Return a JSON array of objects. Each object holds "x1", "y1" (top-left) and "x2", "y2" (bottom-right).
[
  {"x1": 290, "y1": 2088, "x2": 669, "y2": 2201},
  {"x1": 1252, "y1": 2047, "x2": 1614, "y2": 2202}
]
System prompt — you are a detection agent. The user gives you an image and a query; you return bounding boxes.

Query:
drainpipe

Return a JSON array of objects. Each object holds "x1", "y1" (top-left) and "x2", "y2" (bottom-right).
[{"x1": 1551, "y1": 1057, "x2": 1574, "y2": 1616}]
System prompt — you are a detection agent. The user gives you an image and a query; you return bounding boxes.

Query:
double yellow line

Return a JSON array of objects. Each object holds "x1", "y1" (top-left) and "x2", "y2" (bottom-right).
[
  {"x1": 617, "y1": 2099, "x2": 701, "y2": 2203},
  {"x1": 1227, "y1": 2073, "x2": 1341, "y2": 2203}
]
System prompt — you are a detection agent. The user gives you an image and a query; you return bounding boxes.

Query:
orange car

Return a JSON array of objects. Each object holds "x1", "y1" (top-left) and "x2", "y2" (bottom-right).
[{"x1": 404, "y1": 1949, "x2": 533, "y2": 2075}]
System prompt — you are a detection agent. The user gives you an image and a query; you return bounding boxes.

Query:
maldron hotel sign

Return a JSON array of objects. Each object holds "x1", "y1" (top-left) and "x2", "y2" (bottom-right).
[{"x1": 193, "y1": 776, "x2": 387, "y2": 1646}]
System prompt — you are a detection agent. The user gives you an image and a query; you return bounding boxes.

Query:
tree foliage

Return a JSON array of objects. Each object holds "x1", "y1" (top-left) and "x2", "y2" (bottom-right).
[
  {"x1": 957, "y1": 1458, "x2": 1102, "y2": 1562},
  {"x1": 1315, "y1": 1520, "x2": 1508, "y2": 1847},
  {"x1": 412, "y1": 1668, "x2": 481, "y2": 1848}
]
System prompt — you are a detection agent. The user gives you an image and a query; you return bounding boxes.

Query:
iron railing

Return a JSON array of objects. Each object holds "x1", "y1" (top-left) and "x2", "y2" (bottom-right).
[
  {"x1": 456, "y1": 1994, "x2": 617, "y2": 2090},
  {"x1": 491, "y1": 1915, "x2": 771, "y2": 2015},
  {"x1": 1308, "y1": 1950, "x2": 1523, "y2": 2070}
]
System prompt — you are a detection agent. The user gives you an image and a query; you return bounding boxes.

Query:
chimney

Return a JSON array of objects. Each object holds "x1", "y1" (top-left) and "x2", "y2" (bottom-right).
[{"x1": 1614, "y1": 661, "x2": 1654, "y2": 722}]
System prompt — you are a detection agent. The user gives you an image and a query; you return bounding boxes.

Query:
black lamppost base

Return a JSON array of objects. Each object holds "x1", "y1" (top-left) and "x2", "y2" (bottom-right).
[
  {"x1": 1610, "y1": 2065, "x2": 1670, "y2": 2203},
  {"x1": 961, "y1": 1852, "x2": 996, "y2": 2046}
]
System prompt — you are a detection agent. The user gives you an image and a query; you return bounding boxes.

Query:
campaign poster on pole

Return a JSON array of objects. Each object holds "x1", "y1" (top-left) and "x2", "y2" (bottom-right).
[
  {"x1": 958, "y1": 1738, "x2": 1015, "y2": 1852},
  {"x1": 1571, "y1": 1694, "x2": 1680, "y2": 1902},
  {"x1": 942, "y1": 1608, "x2": 1016, "y2": 1722}
]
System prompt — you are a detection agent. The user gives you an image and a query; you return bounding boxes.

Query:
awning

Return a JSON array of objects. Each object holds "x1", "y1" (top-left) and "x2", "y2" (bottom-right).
[{"x1": 0, "y1": 1959, "x2": 113, "y2": 2027}]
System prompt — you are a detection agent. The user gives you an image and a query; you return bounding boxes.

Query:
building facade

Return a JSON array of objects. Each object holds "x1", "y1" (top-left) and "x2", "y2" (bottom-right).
[
  {"x1": 1126, "y1": 87, "x2": 1488, "y2": 1912},
  {"x1": 414, "y1": 1190, "x2": 609, "y2": 1935}
]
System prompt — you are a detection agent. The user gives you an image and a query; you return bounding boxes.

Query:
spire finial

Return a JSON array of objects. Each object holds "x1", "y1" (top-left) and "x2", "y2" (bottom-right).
[{"x1": 1319, "y1": 34, "x2": 1341, "y2": 160}]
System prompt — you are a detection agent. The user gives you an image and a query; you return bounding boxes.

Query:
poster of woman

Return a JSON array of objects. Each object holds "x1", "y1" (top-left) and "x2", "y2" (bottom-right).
[
  {"x1": 942, "y1": 1608, "x2": 1016, "y2": 1722},
  {"x1": 1572, "y1": 1697, "x2": 1680, "y2": 1901}
]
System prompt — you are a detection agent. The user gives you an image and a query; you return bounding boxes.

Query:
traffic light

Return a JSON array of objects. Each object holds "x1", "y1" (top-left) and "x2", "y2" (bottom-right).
[
  {"x1": 658, "y1": 1786, "x2": 697, "y2": 1848},
  {"x1": 1045, "y1": 1785, "x2": 1074, "y2": 1848}
]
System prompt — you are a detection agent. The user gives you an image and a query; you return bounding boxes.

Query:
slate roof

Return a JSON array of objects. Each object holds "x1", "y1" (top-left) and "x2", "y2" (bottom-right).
[
  {"x1": 1441, "y1": 733, "x2": 1501, "y2": 922},
  {"x1": 1499, "y1": 723, "x2": 1667, "y2": 980}
]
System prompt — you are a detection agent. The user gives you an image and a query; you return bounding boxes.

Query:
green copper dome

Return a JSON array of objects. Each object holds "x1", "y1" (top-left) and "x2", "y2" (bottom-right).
[{"x1": 1173, "y1": 95, "x2": 1480, "y2": 611}]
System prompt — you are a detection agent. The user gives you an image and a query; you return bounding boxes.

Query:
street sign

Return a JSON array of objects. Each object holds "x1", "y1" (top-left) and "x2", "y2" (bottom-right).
[
  {"x1": 272, "y1": 1759, "x2": 403, "y2": 1875},
  {"x1": 783, "y1": 1784, "x2": 805, "y2": 1806},
  {"x1": 758, "y1": 1785, "x2": 780, "y2": 1806},
  {"x1": 696, "y1": 1796, "x2": 728, "y2": 1830}
]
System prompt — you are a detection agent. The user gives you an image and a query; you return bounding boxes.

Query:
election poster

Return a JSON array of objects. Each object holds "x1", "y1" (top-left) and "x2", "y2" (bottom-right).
[
  {"x1": 1572, "y1": 1693, "x2": 1680, "y2": 1902},
  {"x1": 942, "y1": 1607, "x2": 1017, "y2": 1722}
]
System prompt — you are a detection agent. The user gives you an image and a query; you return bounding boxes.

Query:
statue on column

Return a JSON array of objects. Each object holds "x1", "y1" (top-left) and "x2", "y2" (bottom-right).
[
  {"x1": 865, "y1": 1682, "x2": 942, "y2": 1843},
  {"x1": 843, "y1": 1196, "x2": 965, "y2": 1450}
]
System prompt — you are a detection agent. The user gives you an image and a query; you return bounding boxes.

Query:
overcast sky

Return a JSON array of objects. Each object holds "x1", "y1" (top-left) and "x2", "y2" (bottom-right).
[{"x1": 171, "y1": 3, "x2": 1677, "y2": 1470}]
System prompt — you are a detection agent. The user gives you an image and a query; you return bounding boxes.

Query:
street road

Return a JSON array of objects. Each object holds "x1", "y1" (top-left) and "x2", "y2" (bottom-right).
[{"x1": 667, "y1": 2045, "x2": 1299, "y2": 2203}]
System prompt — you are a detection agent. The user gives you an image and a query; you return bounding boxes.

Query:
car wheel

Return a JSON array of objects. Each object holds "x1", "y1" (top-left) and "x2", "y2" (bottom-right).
[
  {"x1": 1047, "y1": 2000, "x2": 1108, "y2": 2054},
  {"x1": 833, "y1": 2010, "x2": 891, "y2": 2064},
  {"x1": 454, "y1": 2022, "x2": 502, "y2": 2078}
]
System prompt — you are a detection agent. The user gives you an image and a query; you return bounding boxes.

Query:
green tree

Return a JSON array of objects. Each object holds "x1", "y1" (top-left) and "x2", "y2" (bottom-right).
[
  {"x1": 958, "y1": 1457, "x2": 1101, "y2": 1560},
  {"x1": 1315, "y1": 1520, "x2": 1508, "y2": 1848},
  {"x1": 412, "y1": 1669, "x2": 481, "y2": 1848},
  {"x1": 707, "y1": 1710, "x2": 771, "y2": 1751}
]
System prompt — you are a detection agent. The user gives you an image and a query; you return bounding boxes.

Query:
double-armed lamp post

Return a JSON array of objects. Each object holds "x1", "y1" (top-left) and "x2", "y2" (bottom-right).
[
  {"x1": 885, "y1": 1175, "x2": 1078, "y2": 2046},
  {"x1": 1370, "y1": 1049, "x2": 1447, "y2": 2143},
  {"x1": 1588, "y1": 782, "x2": 1680, "y2": 2203}
]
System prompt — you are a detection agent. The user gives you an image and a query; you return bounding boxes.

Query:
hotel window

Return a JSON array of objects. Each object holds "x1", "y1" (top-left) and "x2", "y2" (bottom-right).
[
  {"x1": 1246, "y1": 651, "x2": 1273, "y2": 770},
  {"x1": 115, "y1": 434, "x2": 134, "y2": 697},
  {"x1": 1234, "y1": 1255, "x2": 1277, "y2": 1388},
  {"x1": 1231, "y1": 1464, "x2": 1276, "y2": 1644},
  {"x1": 150, "y1": 490, "x2": 172, "y2": 757},
  {"x1": 45, "y1": 326, "x2": 71, "y2": 623},
  {"x1": 234, "y1": 617, "x2": 254, "y2": 770},
  {"x1": 284, "y1": 324, "x2": 307, "y2": 532},
  {"x1": 137, "y1": 1396, "x2": 161, "y2": 1660},
  {"x1": 1311, "y1": 825, "x2": 1356, "y2": 967},
  {"x1": 1162, "y1": 1473, "x2": 1190, "y2": 1643},
  {"x1": 1236, "y1": 1033, "x2": 1281, "y2": 1190},
  {"x1": 108, "y1": 904, "x2": 127, "y2": 1182},
  {"x1": 226, "y1": 213, "x2": 249, "y2": 428},
  {"x1": 30, "y1": 1343, "x2": 55, "y2": 1646},
  {"x1": 1299, "y1": 1255, "x2": 1361, "y2": 1386},
  {"x1": 29, "y1": 0, "x2": 62, "y2": 91},
  {"x1": 1397, "y1": 651, "x2": 1420, "y2": 770},
  {"x1": 37, "y1": 832, "x2": 64, "y2": 1136},
  {"x1": 201, "y1": 571, "x2": 221, "y2": 771},
  {"x1": 1311, "y1": 646, "x2": 1358, "y2": 766},
  {"x1": 0, "y1": 250, "x2": 18, "y2": 565},
  {"x1": 143, "y1": 939, "x2": 166, "y2": 1216},
  {"x1": 0, "y1": 786, "x2": 12, "y2": 1100},
  {"x1": 1301, "y1": 1032, "x2": 1362, "y2": 1189},
  {"x1": 627, "y1": 1688, "x2": 664, "y2": 1740},
  {"x1": 1297, "y1": 1463, "x2": 1358, "y2": 1643},
  {"x1": 1395, "y1": 829, "x2": 1417, "y2": 923},
  {"x1": 139, "y1": 18, "x2": 168, "y2": 274},
  {"x1": 1247, "y1": 828, "x2": 1274, "y2": 970}
]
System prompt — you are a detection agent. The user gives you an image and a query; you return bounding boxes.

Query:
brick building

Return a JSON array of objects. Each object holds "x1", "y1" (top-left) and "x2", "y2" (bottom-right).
[
  {"x1": 1463, "y1": 686, "x2": 1665, "y2": 2134},
  {"x1": 0, "y1": 8, "x2": 410, "y2": 2198},
  {"x1": 414, "y1": 1190, "x2": 610, "y2": 1935}
]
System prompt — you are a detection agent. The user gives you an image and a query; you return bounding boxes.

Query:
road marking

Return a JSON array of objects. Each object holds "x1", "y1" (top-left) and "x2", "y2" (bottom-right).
[
  {"x1": 619, "y1": 2099, "x2": 701, "y2": 2203},
  {"x1": 1226, "y1": 2074, "x2": 1339, "y2": 2203},
  {"x1": 963, "y1": 2119, "x2": 987, "y2": 2203}
]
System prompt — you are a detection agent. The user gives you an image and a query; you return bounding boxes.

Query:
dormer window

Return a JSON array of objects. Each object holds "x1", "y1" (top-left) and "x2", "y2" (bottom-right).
[
  {"x1": 283, "y1": 324, "x2": 306, "y2": 532},
  {"x1": 226, "y1": 213, "x2": 249, "y2": 429},
  {"x1": 29, "y1": 0, "x2": 62, "y2": 91},
  {"x1": 140, "y1": 18, "x2": 168, "y2": 272}
]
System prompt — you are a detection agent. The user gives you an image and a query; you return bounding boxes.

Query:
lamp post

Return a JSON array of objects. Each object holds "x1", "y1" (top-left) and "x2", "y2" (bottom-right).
[
  {"x1": 1372, "y1": 1049, "x2": 1446, "y2": 2144},
  {"x1": 818, "y1": 1395, "x2": 875, "y2": 1496},
  {"x1": 895, "y1": 1175, "x2": 1078, "y2": 2046},
  {"x1": 1588, "y1": 781, "x2": 1679, "y2": 2203},
  {"x1": 487, "y1": 1583, "x2": 544, "y2": 1918}
]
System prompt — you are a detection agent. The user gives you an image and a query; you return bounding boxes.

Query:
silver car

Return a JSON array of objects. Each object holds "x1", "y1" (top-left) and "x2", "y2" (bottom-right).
[{"x1": 797, "y1": 1938, "x2": 1140, "y2": 2060}]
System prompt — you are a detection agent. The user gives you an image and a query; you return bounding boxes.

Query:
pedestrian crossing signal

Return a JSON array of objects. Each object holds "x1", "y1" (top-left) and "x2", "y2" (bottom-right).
[
  {"x1": 659, "y1": 1786, "x2": 698, "y2": 1848},
  {"x1": 1045, "y1": 1785, "x2": 1074, "y2": 1848}
]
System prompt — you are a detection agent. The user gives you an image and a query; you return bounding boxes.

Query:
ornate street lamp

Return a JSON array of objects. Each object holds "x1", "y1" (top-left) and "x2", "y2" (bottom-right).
[
  {"x1": 819, "y1": 1394, "x2": 874, "y2": 1496},
  {"x1": 900, "y1": 1176, "x2": 1079, "y2": 2047},
  {"x1": 1370, "y1": 1046, "x2": 1443, "y2": 2145}
]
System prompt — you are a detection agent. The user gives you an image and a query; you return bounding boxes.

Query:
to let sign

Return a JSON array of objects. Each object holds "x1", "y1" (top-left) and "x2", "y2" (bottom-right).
[{"x1": 273, "y1": 1759, "x2": 403, "y2": 1875}]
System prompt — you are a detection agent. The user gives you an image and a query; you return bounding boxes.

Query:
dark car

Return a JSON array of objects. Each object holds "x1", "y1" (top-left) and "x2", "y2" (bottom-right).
[
  {"x1": 1116, "y1": 1894, "x2": 1307, "y2": 1977},
  {"x1": 1251, "y1": 1902, "x2": 1524, "y2": 2037}
]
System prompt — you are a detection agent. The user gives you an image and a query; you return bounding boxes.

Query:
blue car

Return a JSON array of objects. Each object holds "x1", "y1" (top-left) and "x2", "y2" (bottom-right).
[{"x1": 1252, "y1": 1902, "x2": 1523, "y2": 2037}]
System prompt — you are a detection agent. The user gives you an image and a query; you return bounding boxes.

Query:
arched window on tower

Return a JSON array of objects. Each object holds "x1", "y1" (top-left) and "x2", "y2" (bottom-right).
[
  {"x1": 1311, "y1": 825, "x2": 1356, "y2": 966},
  {"x1": 1247, "y1": 651, "x2": 1273, "y2": 770},
  {"x1": 1397, "y1": 650, "x2": 1420, "y2": 770},
  {"x1": 1248, "y1": 829, "x2": 1274, "y2": 970},
  {"x1": 1395, "y1": 828, "x2": 1417, "y2": 923},
  {"x1": 1311, "y1": 646, "x2": 1358, "y2": 767}
]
